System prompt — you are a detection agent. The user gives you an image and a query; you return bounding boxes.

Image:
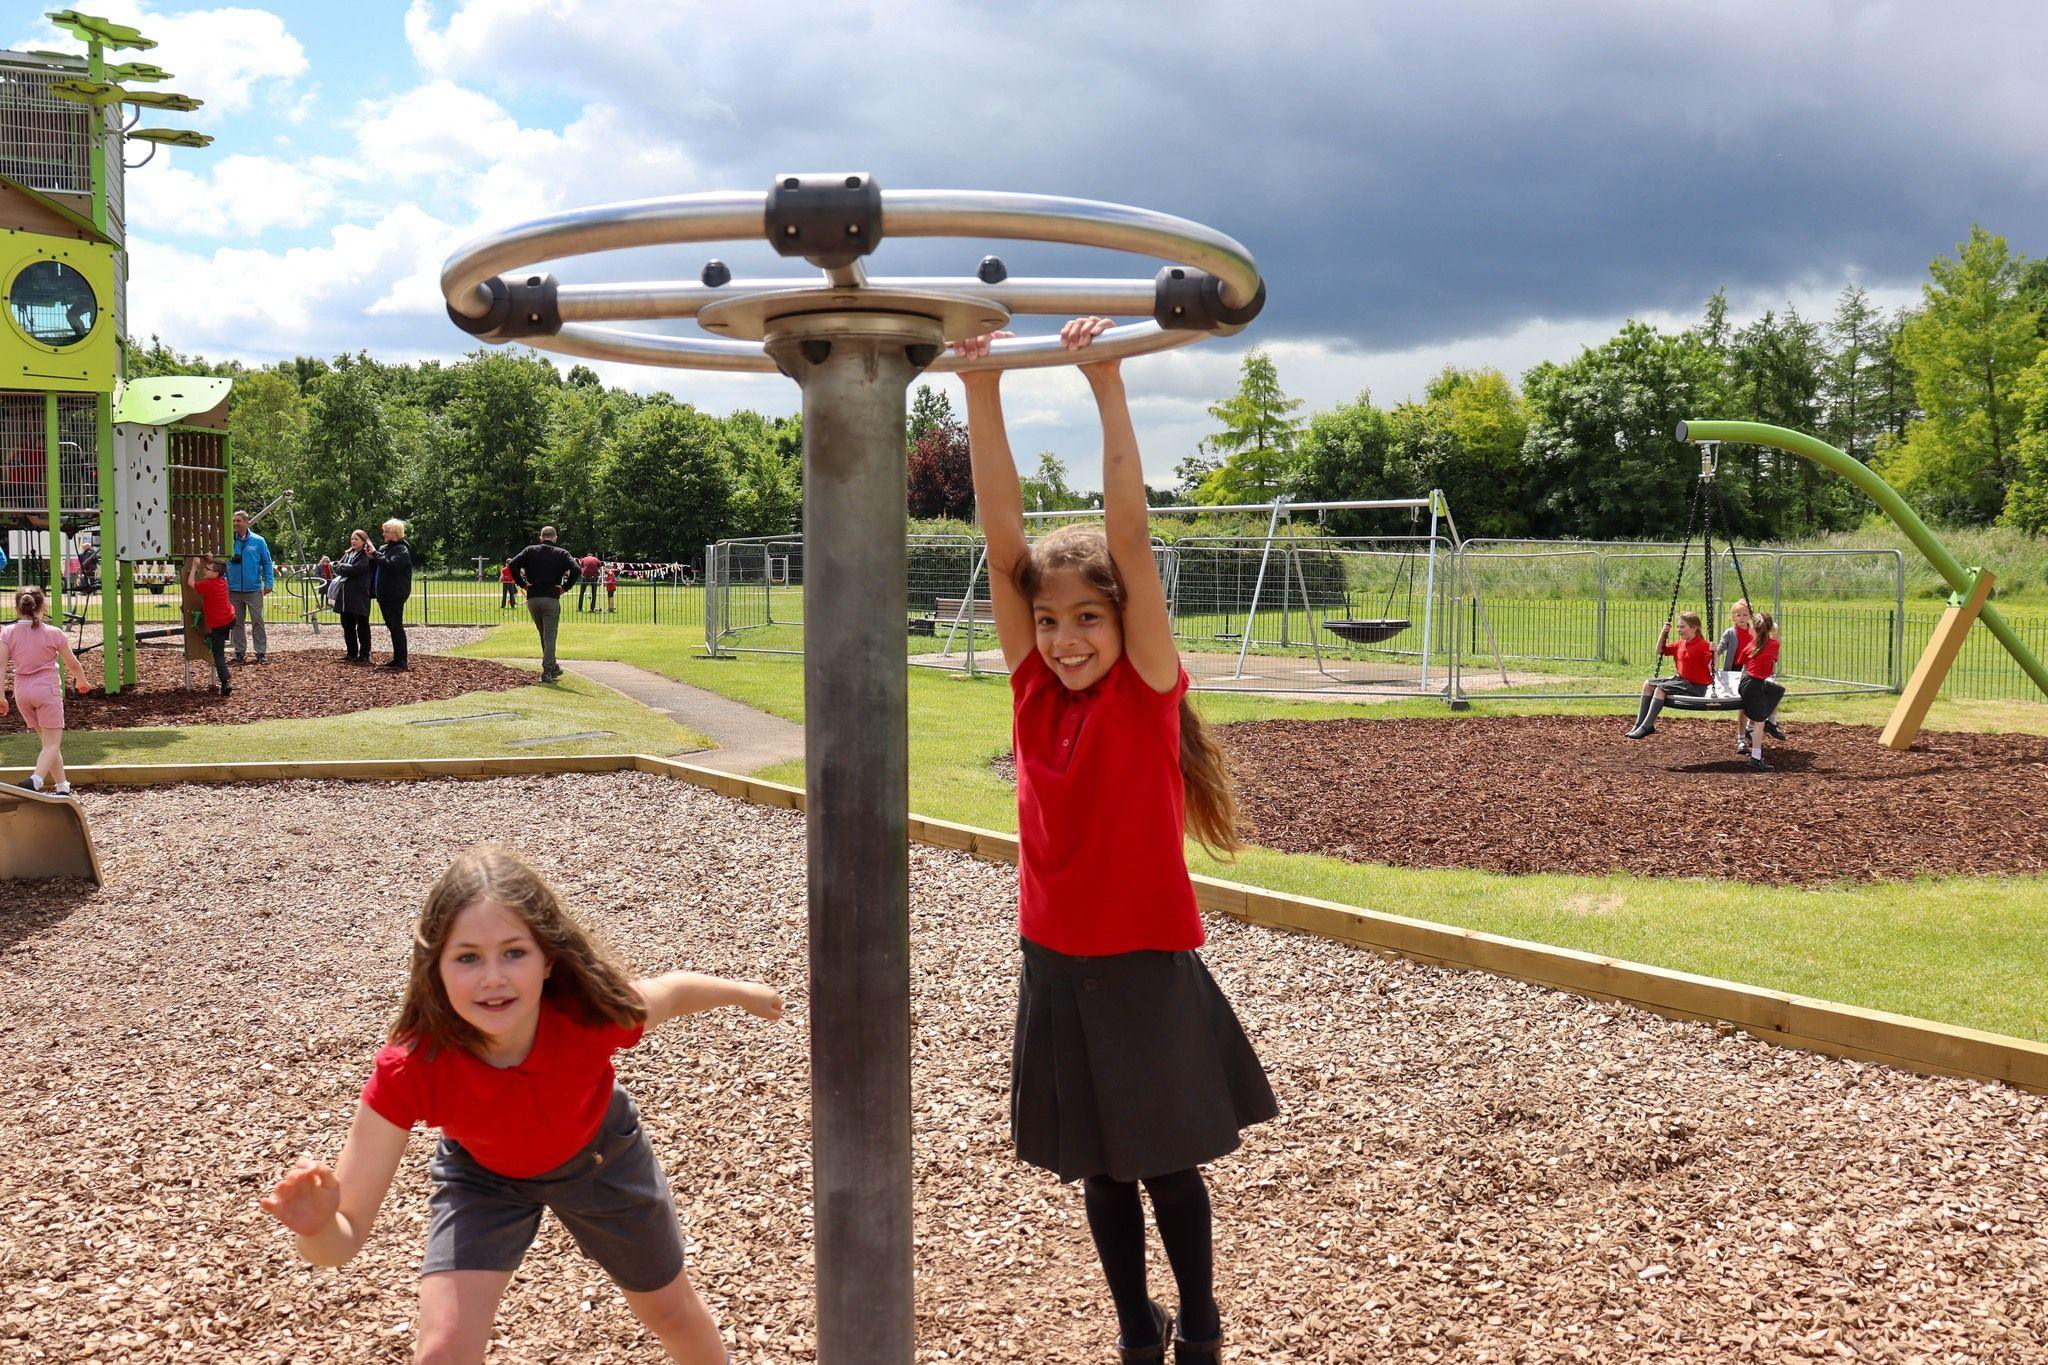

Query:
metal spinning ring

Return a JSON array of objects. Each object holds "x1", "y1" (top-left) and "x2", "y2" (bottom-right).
[{"x1": 440, "y1": 174, "x2": 1265, "y2": 372}]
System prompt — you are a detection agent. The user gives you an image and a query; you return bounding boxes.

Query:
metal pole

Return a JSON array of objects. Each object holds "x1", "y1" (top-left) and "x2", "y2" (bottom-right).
[
  {"x1": 763, "y1": 311, "x2": 929, "y2": 1365},
  {"x1": 1418, "y1": 490, "x2": 1441, "y2": 689},
  {"x1": 1234, "y1": 496, "x2": 1287, "y2": 678},
  {"x1": 96, "y1": 392, "x2": 118, "y2": 693},
  {"x1": 45, "y1": 394, "x2": 62, "y2": 614}
]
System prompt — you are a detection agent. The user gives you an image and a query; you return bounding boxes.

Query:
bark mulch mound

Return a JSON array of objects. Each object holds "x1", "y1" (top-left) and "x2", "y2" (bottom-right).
[
  {"x1": 3, "y1": 774, "x2": 2045, "y2": 1361},
  {"x1": 1220, "y1": 714, "x2": 2048, "y2": 885},
  {"x1": 11, "y1": 648, "x2": 534, "y2": 731}
]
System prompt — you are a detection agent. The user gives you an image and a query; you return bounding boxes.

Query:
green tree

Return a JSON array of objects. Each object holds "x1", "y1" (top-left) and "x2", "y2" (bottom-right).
[
  {"x1": 907, "y1": 423, "x2": 974, "y2": 520},
  {"x1": 1725, "y1": 306, "x2": 1831, "y2": 536},
  {"x1": 225, "y1": 370, "x2": 306, "y2": 518},
  {"x1": 298, "y1": 361, "x2": 401, "y2": 553},
  {"x1": 1522, "y1": 321, "x2": 1723, "y2": 540},
  {"x1": 537, "y1": 383, "x2": 635, "y2": 549},
  {"x1": 1289, "y1": 391, "x2": 1397, "y2": 533},
  {"x1": 906, "y1": 384, "x2": 955, "y2": 447},
  {"x1": 1386, "y1": 368, "x2": 1533, "y2": 537},
  {"x1": 1881, "y1": 227, "x2": 2045, "y2": 523},
  {"x1": 437, "y1": 351, "x2": 558, "y2": 559},
  {"x1": 1823, "y1": 284, "x2": 1891, "y2": 465},
  {"x1": 1019, "y1": 452, "x2": 1090, "y2": 511},
  {"x1": 2002, "y1": 350, "x2": 2048, "y2": 534},
  {"x1": 1196, "y1": 349, "x2": 1304, "y2": 503},
  {"x1": 599, "y1": 404, "x2": 732, "y2": 559},
  {"x1": 722, "y1": 410, "x2": 800, "y2": 537}
]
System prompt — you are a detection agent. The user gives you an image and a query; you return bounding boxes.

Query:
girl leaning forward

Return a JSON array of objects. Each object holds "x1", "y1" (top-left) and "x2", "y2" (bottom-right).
[
  {"x1": 261, "y1": 846, "x2": 783, "y2": 1363},
  {"x1": 959, "y1": 318, "x2": 1278, "y2": 1363}
]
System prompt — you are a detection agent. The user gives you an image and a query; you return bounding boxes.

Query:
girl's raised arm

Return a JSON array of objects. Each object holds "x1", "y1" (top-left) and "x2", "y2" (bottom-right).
[
  {"x1": 953, "y1": 333, "x2": 1037, "y2": 672},
  {"x1": 260, "y1": 1101, "x2": 409, "y2": 1268},
  {"x1": 1066, "y1": 317, "x2": 1179, "y2": 693}
]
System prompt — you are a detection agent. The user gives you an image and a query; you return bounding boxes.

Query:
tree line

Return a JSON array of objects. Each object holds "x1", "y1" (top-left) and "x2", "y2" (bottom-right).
[{"x1": 133, "y1": 224, "x2": 2048, "y2": 563}]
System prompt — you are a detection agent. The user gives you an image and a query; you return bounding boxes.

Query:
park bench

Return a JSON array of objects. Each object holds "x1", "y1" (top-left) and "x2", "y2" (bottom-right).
[{"x1": 910, "y1": 596, "x2": 997, "y2": 637}]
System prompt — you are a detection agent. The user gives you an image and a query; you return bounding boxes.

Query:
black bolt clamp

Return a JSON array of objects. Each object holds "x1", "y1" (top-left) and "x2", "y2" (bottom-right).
[
  {"x1": 976, "y1": 255, "x2": 1008, "y2": 284},
  {"x1": 765, "y1": 172, "x2": 884, "y2": 270},
  {"x1": 701, "y1": 259, "x2": 732, "y2": 288},
  {"x1": 446, "y1": 273, "x2": 561, "y2": 340},
  {"x1": 1152, "y1": 266, "x2": 1266, "y2": 332}
]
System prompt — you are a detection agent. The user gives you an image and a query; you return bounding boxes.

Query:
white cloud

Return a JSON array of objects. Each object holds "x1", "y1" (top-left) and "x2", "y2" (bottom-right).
[
  {"x1": 124, "y1": 152, "x2": 336, "y2": 239},
  {"x1": 19, "y1": 3, "x2": 309, "y2": 125}
]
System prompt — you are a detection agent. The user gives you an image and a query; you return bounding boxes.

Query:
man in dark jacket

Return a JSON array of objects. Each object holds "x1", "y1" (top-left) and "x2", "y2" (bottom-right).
[
  {"x1": 508, "y1": 526, "x2": 580, "y2": 682},
  {"x1": 373, "y1": 518, "x2": 414, "y2": 670}
]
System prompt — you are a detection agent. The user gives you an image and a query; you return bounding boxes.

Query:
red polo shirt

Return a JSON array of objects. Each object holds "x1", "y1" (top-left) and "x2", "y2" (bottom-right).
[
  {"x1": 1011, "y1": 648, "x2": 1202, "y2": 956},
  {"x1": 1737, "y1": 637, "x2": 1780, "y2": 679},
  {"x1": 1662, "y1": 634, "x2": 1712, "y2": 685},
  {"x1": 361, "y1": 999, "x2": 643, "y2": 1178},
  {"x1": 193, "y1": 576, "x2": 235, "y2": 630}
]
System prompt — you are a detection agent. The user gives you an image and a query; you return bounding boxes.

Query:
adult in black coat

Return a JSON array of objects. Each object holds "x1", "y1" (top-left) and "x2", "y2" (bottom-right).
[
  {"x1": 332, "y1": 529, "x2": 377, "y2": 663},
  {"x1": 374, "y1": 518, "x2": 414, "y2": 670}
]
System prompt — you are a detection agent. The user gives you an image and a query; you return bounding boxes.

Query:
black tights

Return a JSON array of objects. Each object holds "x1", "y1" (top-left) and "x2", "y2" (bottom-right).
[{"x1": 1082, "y1": 1168, "x2": 1217, "y2": 1347}]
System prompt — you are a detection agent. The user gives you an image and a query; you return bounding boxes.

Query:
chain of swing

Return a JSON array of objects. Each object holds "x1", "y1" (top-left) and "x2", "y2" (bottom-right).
[{"x1": 1658, "y1": 442, "x2": 1754, "y2": 648}]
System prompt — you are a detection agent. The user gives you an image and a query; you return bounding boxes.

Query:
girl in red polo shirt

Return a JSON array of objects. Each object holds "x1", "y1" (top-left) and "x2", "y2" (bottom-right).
[
  {"x1": 1736, "y1": 611, "x2": 1786, "y2": 771},
  {"x1": 1626, "y1": 610, "x2": 1712, "y2": 738},
  {"x1": 260, "y1": 846, "x2": 783, "y2": 1363},
  {"x1": 959, "y1": 318, "x2": 1276, "y2": 1364}
]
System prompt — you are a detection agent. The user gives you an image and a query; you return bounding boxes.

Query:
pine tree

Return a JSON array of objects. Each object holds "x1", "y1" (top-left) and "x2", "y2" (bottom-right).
[
  {"x1": 1823, "y1": 285, "x2": 1889, "y2": 464},
  {"x1": 1197, "y1": 350, "x2": 1304, "y2": 503},
  {"x1": 906, "y1": 384, "x2": 956, "y2": 447}
]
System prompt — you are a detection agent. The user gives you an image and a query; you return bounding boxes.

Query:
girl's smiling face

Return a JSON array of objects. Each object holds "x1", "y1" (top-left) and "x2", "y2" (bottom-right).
[
  {"x1": 438, "y1": 898, "x2": 550, "y2": 1059},
  {"x1": 1731, "y1": 603, "x2": 1752, "y2": 631},
  {"x1": 1033, "y1": 567, "x2": 1123, "y2": 691}
]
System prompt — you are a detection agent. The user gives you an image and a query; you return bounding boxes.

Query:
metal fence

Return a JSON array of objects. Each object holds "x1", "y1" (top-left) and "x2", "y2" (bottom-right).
[{"x1": 0, "y1": 390, "x2": 100, "y2": 514}]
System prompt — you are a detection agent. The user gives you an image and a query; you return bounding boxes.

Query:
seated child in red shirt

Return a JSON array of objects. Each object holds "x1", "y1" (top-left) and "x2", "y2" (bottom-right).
[
  {"x1": 1626, "y1": 610, "x2": 1712, "y2": 738},
  {"x1": 1736, "y1": 611, "x2": 1786, "y2": 770},
  {"x1": 261, "y1": 846, "x2": 784, "y2": 1363}
]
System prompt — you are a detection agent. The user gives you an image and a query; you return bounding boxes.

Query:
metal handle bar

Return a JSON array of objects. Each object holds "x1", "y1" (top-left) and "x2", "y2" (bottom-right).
[{"x1": 439, "y1": 183, "x2": 1263, "y2": 373}]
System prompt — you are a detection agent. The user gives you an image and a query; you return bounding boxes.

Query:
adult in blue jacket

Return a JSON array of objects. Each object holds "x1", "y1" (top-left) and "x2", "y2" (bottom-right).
[{"x1": 225, "y1": 509, "x2": 276, "y2": 664}]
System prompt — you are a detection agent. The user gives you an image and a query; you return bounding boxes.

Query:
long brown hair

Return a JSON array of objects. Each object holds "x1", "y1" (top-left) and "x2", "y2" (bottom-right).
[
  {"x1": 1015, "y1": 524, "x2": 1241, "y2": 858},
  {"x1": 14, "y1": 587, "x2": 47, "y2": 623},
  {"x1": 1751, "y1": 611, "x2": 1775, "y2": 647},
  {"x1": 389, "y1": 845, "x2": 645, "y2": 1057}
]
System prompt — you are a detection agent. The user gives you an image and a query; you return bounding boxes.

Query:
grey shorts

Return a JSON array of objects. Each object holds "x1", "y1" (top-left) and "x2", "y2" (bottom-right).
[{"x1": 421, "y1": 1085, "x2": 685, "y2": 1293}]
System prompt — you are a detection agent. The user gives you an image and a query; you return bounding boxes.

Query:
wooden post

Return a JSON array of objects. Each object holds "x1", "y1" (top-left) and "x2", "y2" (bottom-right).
[{"x1": 1881, "y1": 568, "x2": 1994, "y2": 751}]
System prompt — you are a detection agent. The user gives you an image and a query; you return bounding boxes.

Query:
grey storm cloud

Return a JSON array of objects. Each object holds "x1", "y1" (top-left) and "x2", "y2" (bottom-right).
[{"x1": 438, "y1": 0, "x2": 2048, "y2": 351}]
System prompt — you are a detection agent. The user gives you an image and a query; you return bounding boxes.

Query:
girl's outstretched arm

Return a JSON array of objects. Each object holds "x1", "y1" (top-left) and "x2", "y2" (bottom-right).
[
  {"x1": 260, "y1": 1101, "x2": 409, "y2": 1267},
  {"x1": 56, "y1": 633, "x2": 88, "y2": 693},
  {"x1": 952, "y1": 332, "x2": 1037, "y2": 672},
  {"x1": 635, "y1": 971, "x2": 784, "y2": 1029},
  {"x1": 1066, "y1": 317, "x2": 1179, "y2": 693}
]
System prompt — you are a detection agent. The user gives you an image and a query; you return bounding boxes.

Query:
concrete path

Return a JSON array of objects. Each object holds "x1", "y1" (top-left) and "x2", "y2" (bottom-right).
[{"x1": 558, "y1": 660, "x2": 805, "y2": 776}]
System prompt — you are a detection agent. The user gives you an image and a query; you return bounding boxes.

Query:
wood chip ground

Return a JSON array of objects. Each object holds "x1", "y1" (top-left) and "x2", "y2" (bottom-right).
[{"x1": 3, "y1": 774, "x2": 2045, "y2": 1361}]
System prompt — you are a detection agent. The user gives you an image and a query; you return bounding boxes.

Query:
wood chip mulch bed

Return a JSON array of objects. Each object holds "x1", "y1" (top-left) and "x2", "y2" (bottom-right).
[
  {"x1": 1216, "y1": 715, "x2": 2048, "y2": 885},
  {"x1": 3, "y1": 773, "x2": 2046, "y2": 1361},
  {"x1": 5, "y1": 648, "x2": 534, "y2": 732}
]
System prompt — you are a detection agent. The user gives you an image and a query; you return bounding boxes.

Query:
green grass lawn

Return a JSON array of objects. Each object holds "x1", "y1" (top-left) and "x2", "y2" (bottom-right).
[
  {"x1": 0, "y1": 668, "x2": 712, "y2": 769},
  {"x1": 455, "y1": 619, "x2": 2048, "y2": 1042}
]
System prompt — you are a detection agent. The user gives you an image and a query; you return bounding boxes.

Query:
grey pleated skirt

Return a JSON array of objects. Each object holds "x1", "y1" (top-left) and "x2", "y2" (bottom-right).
[{"x1": 1011, "y1": 936, "x2": 1278, "y2": 1183}]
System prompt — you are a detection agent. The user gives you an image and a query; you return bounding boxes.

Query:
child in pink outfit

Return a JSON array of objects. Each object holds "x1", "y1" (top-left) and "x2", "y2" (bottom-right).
[{"x1": 0, "y1": 588, "x2": 91, "y2": 796}]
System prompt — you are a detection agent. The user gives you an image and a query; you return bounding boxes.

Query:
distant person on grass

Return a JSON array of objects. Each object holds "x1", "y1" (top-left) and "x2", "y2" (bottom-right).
[
  {"x1": 226, "y1": 509, "x2": 276, "y2": 665},
  {"x1": 577, "y1": 550, "x2": 602, "y2": 613},
  {"x1": 499, "y1": 561, "x2": 518, "y2": 609},
  {"x1": 185, "y1": 555, "x2": 237, "y2": 699},
  {"x1": 374, "y1": 519, "x2": 414, "y2": 672},
  {"x1": 509, "y1": 527, "x2": 580, "y2": 683},
  {"x1": 333, "y1": 529, "x2": 377, "y2": 665},
  {"x1": 0, "y1": 587, "x2": 91, "y2": 796},
  {"x1": 259, "y1": 845, "x2": 783, "y2": 1364}
]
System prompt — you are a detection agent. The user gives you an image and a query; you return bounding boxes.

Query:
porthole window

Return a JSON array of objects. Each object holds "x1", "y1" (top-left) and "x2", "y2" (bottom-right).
[{"x1": 9, "y1": 260, "x2": 99, "y2": 348}]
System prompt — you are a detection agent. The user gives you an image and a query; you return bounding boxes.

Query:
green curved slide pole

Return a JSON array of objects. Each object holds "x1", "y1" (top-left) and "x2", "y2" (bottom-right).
[{"x1": 1677, "y1": 419, "x2": 2048, "y2": 701}]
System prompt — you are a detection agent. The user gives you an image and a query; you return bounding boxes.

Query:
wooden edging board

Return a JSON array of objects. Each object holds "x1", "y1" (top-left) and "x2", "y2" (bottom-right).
[{"x1": 21, "y1": 751, "x2": 2046, "y2": 1095}]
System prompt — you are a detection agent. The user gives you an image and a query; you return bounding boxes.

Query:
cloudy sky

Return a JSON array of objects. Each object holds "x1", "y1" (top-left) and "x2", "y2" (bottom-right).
[{"x1": 18, "y1": 1, "x2": 2048, "y2": 486}]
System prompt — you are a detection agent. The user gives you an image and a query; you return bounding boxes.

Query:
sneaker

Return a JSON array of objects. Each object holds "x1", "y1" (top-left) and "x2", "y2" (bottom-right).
[
  {"x1": 254, "y1": 655, "x2": 267, "y2": 664},
  {"x1": 221, "y1": 684, "x2": 232, "y2": 698},
  {"x1": 1765, "y1": 720, "x2": 1787, "y2": 741},
  {"x1": 1625, "y1": 724, "x2": 1654, "y2": 739},
  {"x1": 1747, "y1": 755, "x2": 1773, "y2": 772},
  {"x1": 52, "y1": 783, "x2": 72, "y2": 797},
  {"x1": 381, "y1": 661, "x2": 409, "y2": 671},
  {"x1": 18, "y1": 776, "x2": 41, "y2": 792}
]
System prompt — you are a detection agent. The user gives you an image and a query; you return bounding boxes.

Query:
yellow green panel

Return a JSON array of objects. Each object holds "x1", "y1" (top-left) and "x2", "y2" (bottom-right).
[
  {"x1": 114, "y1": 375, "x2": 232, "y2": 426},
  {"x1": 0, "y1": 229, "x2": 115, "y2": 394}
]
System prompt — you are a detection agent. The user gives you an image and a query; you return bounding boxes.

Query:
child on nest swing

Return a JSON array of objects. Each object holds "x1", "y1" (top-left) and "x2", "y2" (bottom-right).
[
  {"x1": 1625, "y1": 610, "x2": 1712, "y2": 738},
  {"x1": 260, "y1": 845, "x2": 783, "y2": 1363},
  {"x1": 1719, "y1": 599, "x2": 1787, "y2": 755},
  {"x1": 958, "y1": 316, "x2": 1278, "y2": 1364}
]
